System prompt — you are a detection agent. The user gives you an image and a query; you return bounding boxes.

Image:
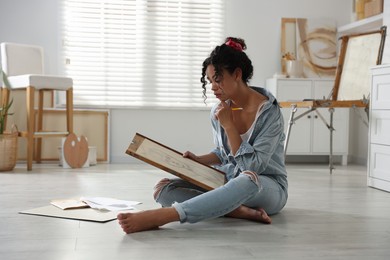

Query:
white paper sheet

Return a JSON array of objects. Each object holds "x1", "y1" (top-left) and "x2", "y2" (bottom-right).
[{"x1": 80, "y1": 197, "x2": 141, "y2": 211}]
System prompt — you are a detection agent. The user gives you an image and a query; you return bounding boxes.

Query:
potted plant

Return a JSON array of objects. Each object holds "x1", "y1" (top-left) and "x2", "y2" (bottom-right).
[{"x1": 0, "y1": 68, "x2": 17, "y2": 171}]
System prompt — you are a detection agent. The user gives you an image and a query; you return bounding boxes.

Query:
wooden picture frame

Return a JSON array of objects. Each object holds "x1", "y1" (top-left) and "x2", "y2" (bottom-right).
[
  {"x1": 281, "y1": 18, "x2": 297, "y2": 74},
  {"x1": 39, "y1": 109, "x2": 109, "y2": 162},
  {"x1": 126, "y1": 133, "x2": 225, "y2": 190}
]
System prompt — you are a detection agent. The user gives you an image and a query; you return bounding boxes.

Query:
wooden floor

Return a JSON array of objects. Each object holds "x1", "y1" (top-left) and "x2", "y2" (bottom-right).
[{"x1": 1, "y1": 162, "x2": 389, "y2": 260}]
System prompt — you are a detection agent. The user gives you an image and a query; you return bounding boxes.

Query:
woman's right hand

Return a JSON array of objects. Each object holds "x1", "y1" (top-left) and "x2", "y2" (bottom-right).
[{"x1": 215, "y1": 101, "x2": 234, "y2": 130}]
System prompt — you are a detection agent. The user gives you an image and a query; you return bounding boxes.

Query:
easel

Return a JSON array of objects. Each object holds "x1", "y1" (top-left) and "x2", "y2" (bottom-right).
[{"x1": 280, "y1": 26, "x2": 387, "y2": 174}]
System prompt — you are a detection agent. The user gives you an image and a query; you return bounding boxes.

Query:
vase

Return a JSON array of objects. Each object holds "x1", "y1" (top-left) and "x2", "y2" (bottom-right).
[
  {"x1": 286, "y1": 60, "x2": 304, "y2": 78},
  {"x1": 0, "y1": 132, "x2": 18, "y2": 171}
]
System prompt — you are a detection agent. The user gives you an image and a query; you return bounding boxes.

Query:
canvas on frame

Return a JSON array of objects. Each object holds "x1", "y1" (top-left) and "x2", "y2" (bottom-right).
[
  {"x1": 296, "y1": 18, "x2": 337, "y2": 78},
  {"x1": 281, "y1": 18, "x2": 337, "y2": 78}
]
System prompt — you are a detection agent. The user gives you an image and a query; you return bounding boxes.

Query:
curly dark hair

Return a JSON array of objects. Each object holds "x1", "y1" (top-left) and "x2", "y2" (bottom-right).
[{"x1": 200, "y1": 37, "x2": 254, "y2": 102}]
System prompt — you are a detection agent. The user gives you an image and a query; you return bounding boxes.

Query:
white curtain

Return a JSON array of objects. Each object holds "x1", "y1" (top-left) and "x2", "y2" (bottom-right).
[{"x1": 61, "y1": 0, "x2": 224, "y2": 109}]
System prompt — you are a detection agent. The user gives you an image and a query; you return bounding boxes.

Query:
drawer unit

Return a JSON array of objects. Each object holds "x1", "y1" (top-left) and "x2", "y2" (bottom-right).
[{"x1": 368, "y1": 65, "x2": 390, "y2": 192}]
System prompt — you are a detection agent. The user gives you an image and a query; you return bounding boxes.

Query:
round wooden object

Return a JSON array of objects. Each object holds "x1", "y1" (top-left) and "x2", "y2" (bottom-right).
[{"x1": 63, "y1": 133, "x2": 89, "y2": 168}]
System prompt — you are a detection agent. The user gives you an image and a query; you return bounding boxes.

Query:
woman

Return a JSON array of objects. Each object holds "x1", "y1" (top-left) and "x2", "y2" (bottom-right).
[{"x1": 118, "y1": 37, "x2": 288, "y2": 234}]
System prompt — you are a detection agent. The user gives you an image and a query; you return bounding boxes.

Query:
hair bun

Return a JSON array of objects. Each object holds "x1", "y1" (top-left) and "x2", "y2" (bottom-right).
[{"x1": 225, "y1": 37, "x2": 246, "y2": 51}]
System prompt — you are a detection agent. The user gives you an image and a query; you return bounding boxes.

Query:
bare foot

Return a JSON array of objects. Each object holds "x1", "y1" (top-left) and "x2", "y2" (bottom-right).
[
  {"x1": 117, "y1": 212, "x2": 158, "y2": 234},
  {"x1": 118, "y1": 207, "x2": 180, "y2": 234},
  {"x1": 226, "y1": 206, "x2": 272, "y2": 224}
]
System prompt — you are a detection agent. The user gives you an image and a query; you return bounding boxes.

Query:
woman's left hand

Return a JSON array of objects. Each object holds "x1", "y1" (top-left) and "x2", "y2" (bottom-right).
[{"x1": 183, "y1": 151, "x2": 198, "y2": 161}]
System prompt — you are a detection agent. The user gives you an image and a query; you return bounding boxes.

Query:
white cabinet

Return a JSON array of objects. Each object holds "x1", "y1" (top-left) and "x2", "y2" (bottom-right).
[
  {"x1": 266, "y1": 78, "x2": 349, "y2": 163},
  {"x1": 368, "y1": 65, "x2": 390, "y2": 192}
]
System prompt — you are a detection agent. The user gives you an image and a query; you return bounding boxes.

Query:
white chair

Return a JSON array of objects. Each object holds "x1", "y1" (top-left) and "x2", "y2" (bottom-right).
[{"x1": 1, "y1": 42, "x2": 73, "y2": 171}]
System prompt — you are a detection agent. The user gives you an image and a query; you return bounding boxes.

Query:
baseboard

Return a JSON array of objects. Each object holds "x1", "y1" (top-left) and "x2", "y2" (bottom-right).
[
  {"x1": 348, "y1": 155, "x2": 368, "y2": 166},
  {"x1": 285, "y1": 155, "x2": 343, "y2": 164}
]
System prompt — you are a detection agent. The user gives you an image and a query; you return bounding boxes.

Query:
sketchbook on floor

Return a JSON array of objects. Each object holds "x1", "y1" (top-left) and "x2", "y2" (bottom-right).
[
  {"x1": 20, "y1": 197, "x2": 141, "y2": 222},
  {"x1": 126, "y1": 133, "x2": 226, "y2": 191},
  {"x1": 19, "y1": 205, "x2": 119, "y2": 223}
]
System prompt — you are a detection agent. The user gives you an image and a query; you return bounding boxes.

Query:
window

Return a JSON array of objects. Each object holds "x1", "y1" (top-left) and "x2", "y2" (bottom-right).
[{"x1": 61, "y1": 0, "x2": 224, "y2": 109}]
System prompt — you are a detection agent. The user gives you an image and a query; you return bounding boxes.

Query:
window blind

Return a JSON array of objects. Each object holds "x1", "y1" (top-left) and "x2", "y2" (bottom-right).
[{"x1": 61, "y1": 0, "x2": 224, "y2": 109}]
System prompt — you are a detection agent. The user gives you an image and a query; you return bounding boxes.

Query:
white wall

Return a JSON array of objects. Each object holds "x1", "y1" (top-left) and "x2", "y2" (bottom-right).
[
  {"x1": 0, "y1": 0, "x2": 60, "y2": 75},
  {"x1": 1, "y1": 0, "x2": 363, "y2": 164},
  {"x1": 110, "y1": 108, "x2": 215, "y2": 163},
  {"x1": 225, "y1": 0, "x2": 352, "y2": 88}
]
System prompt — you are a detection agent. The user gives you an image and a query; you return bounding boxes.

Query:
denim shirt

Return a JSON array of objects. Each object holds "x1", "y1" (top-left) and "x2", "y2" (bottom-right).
[{"x1": 210, "y1": 87, "x2": 288, "y2": 191}]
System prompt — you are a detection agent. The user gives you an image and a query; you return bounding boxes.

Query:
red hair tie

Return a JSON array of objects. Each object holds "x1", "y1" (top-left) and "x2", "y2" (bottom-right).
[{"x1": 225, "y1": 39, "x2": 243, "y2": 52}]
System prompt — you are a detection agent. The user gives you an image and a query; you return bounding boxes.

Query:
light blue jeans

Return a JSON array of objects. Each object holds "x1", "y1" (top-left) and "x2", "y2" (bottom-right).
[{"x1": 154, "y1": 172, "x2": 288, "y2": 223}]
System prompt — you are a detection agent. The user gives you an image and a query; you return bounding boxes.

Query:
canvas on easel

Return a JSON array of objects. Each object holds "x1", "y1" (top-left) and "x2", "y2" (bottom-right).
[
  {"x1": 126, "y1": 133, "x2": 225, "y2": 191},
  {"x1": 279, "y1": 26, "x2": 387, "y2": 173}
]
